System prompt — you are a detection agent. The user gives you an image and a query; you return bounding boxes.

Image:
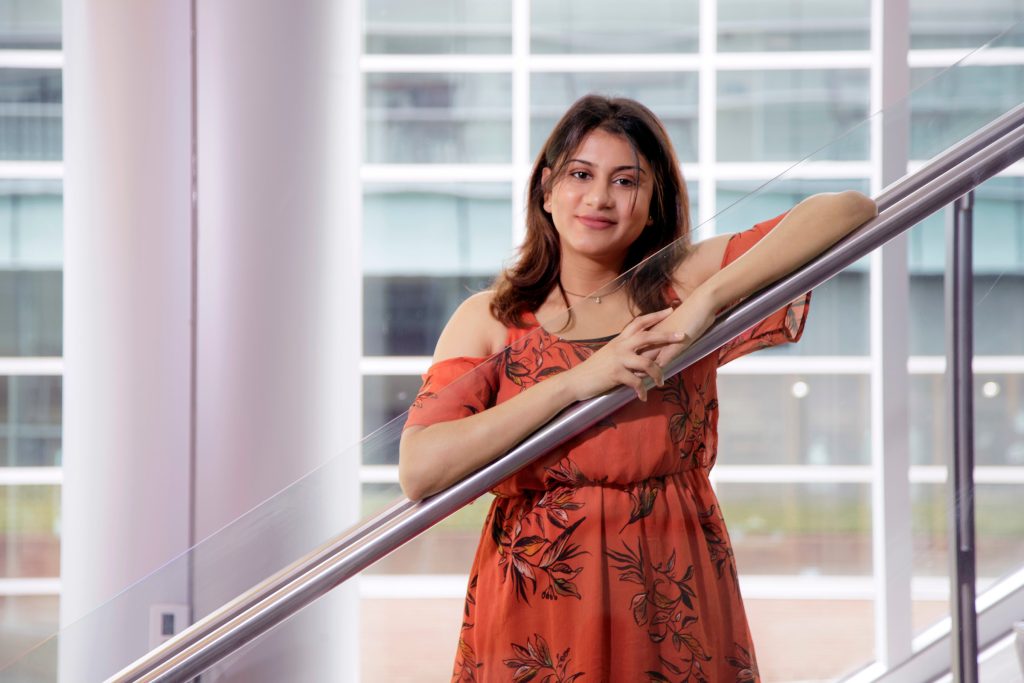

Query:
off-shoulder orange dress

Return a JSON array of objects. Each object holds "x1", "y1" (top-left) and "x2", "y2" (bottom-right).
[{"x1": 404, "y1": 215, "x2": 809, "y2": 683}]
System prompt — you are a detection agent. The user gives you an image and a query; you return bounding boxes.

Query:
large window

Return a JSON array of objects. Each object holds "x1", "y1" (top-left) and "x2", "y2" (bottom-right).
[
  {"x1": 0, "y1": 1, "x2": 63, "y2": 668},
  {"x1": 3, "y1": 0, "x2": 1023, "y2": 679}
]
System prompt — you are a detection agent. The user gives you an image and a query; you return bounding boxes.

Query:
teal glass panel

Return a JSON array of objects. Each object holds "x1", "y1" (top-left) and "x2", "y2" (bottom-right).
[
  {"x1": 0, "y1": 0, "x2": 61, "y2": 49},
  {"x1": 530, "y1": 72, "x2": 699, "y2": 163},
  {"x1": 531, "y1": 0, "x2": 699, "y2": 54},
  {"x1": 0, "y1": 485, "x2": 60, "y2": 576},
  {"x1": 364, "y1": 0, "x2": 512, "y2": 54},
  {"x1": 908, "y1": 178, "x2": 1024, "y2": 356},
  {"x1": 717, "y1": 70, "x2": 870, "y2": 162},
  {"x1": 910, "y1": 0, "x2": 1024, "y2": 49},
  {"x1": 365, "y1": 73, "x2": 512, "y2": 164},
  {"x1": 719, "y1": 0, "x2": 870, "y2": 51},
  {"x1": 911, "y1": 374, "x2": 1024, "y2": 467},
  {"x1": 718, "y1": 374, "x2": 870, "y2": 466},
  {"x1": 0, "y1": 376, "x2": 61, "y2": 467},
  {"x1": 0, "y1": 180, "x2": 62, "y2": 268},
  {"x1": 362, "y1": 183, "x2": 510, "y2": 356},
  {"x1": 0, "y1": 69, "x2": 62, "y2": 161},
  {"x1": 911, "y1": 66, "x2": 1024, "y2": 161}
]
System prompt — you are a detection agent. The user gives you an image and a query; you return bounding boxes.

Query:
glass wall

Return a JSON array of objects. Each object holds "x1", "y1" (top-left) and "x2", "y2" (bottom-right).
[
  {"x1": 0, "y1": 7, "x2": 63, "y2": 668},
  {"x1": 4, "y1": 0, "x2": 1023, "y2": 679}
]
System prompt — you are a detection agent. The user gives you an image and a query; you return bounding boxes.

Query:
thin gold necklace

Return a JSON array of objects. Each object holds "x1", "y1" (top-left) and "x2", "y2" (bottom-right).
[{"x1": 560, "y1": 278, "x2": 627, "y2": 304}]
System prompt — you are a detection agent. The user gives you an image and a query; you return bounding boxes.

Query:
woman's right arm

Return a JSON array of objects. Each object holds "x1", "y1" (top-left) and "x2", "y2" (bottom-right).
[{"x1": 398, "y1": 293, "x2": 680, "y2": 501}]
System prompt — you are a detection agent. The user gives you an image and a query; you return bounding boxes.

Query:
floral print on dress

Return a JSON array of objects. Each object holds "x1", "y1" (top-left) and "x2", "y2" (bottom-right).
[
  {"x1": 452, "y1": 574, "x2": 482, "y2": 682},
  {"x1": 491, "y1": 495, "x2": 588, "y2": 603},
  {"x1": 661, "y1": 371, "x2": 718, "y2": 468},
  {"x1": 503, "y1": 634, "x2": 585, "y2": 683},
  {"x1": 607, "y1": 540, "x2": 709, "y2": 665},
  {"x1": 699, "y1": 504, "x2": 739, "y2": 588}
]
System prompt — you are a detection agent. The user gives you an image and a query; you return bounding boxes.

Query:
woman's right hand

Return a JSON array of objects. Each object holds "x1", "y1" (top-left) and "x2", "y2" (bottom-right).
[{"x1": 560, "y1": 307, "x2": 685, "y2": 402}]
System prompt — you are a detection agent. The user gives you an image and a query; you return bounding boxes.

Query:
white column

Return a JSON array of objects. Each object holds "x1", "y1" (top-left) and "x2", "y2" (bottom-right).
[
  {"x1": 60, "y1": 0, "x2": 194, "y2": 679},
  {"x1": 870, "y1": 0, "x2": 913, "y2": 665},
  {"x1": 697, "y1": 0, "x2": 717, "y2": 239},
  {"x1": 60, "y1": 0, "x2": 361, "y2": 679},
  {"x1": 194, "y1": 0, "x2": 360, "y2": 681},
  {"x1": 511, "y1": 0, "x2": 530, "y2": 246}
]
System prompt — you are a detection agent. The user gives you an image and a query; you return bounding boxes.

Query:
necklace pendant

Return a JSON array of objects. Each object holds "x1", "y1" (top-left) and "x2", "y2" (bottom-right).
[{"x1": 594, "y1": 296, "x2": 601, "y2": 304}]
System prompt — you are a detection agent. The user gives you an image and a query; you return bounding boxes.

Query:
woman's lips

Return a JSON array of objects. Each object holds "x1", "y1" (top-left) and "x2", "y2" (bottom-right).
[{"x1": 577, "y1": 215, "x2": 616, "y2": 229}]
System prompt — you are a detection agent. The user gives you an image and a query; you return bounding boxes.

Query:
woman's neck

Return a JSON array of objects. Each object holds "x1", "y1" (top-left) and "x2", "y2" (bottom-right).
[{"x1": 559, "y1": 257, "x2": 624, "y2": 296}]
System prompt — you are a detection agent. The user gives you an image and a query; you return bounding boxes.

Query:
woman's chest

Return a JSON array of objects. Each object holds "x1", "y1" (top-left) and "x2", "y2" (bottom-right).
[{"x1": 491, "y1": 337, "x2": 721, "y2": 487}]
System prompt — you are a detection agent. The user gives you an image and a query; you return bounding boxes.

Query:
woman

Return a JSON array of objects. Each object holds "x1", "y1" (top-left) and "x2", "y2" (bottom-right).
[{"x1": 400, "y1": 95, "x2": 876, "y2": 682}]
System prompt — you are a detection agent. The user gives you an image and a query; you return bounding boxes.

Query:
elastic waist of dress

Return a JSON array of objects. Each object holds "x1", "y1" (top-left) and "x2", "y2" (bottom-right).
[{"x1": 495, "y1": 467, "x2": 703, "y2": 498}]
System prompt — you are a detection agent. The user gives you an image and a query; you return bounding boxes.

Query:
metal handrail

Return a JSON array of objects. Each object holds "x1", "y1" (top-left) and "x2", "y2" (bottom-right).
[
  {"x1": 109, "y1": 107, "x2": 1024, "y2": 682},
  {"x1": 874, "y1": 101, "x2": 1024, "y2": 212}
]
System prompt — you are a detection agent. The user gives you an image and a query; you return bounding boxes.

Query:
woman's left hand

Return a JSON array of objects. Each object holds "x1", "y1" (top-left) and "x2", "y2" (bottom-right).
[{"x1": 640, "y1": 288, "x2": 719, "y2": 369}]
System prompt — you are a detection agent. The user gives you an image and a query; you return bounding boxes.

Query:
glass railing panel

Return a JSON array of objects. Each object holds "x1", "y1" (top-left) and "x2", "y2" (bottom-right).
[
  {"x1": 358, "y1": 477, "x2": 480, "y2": 680},
  {"x1": 967, "y1": 172, "x2": 1024, "y2": 599},
  {"x1": 0, "y1": 595, "x2": 58, "y2": 676},
  {"x1": 908, "y1": 162, "x2": 1024, "y2": 646},
  {"x1": 0, "y1": 437, "x2": 373, "y2": 679}
]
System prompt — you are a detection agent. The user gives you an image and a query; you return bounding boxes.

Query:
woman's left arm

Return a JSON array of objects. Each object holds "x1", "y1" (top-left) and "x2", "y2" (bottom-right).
[{"x1": 651, "y1": 190, "x2": 877, "y2": 365}]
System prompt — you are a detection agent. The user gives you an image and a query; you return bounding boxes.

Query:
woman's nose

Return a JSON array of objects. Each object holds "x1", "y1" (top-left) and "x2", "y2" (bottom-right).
[{"x1": 585, "y1": 182, "x2": 613, "y2": 208}]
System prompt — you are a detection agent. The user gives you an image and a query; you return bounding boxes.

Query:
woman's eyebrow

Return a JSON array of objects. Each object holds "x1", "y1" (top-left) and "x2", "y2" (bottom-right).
[{"x1": 567, "y1": 158, "x2": 647, "y2": 174}]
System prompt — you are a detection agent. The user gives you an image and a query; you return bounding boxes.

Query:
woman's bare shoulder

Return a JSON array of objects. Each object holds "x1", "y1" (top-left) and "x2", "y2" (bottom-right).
[
  {"x1": 432, "y1": 290, "x2": 508, "y2": 362},
  {"x1": 672, "y1": 234, "x2": 732, "y2": 295}
]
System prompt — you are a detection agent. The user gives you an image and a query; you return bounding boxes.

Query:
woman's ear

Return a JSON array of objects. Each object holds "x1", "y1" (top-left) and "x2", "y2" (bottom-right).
[{"x1": 541, "y1": 167, "x2": 552, "y2": 212}]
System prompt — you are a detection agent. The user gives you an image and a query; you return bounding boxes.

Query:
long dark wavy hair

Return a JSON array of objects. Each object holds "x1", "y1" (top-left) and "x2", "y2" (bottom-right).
[{"x1": 490, "y1": 94, "x2": 691, "y2": 329}]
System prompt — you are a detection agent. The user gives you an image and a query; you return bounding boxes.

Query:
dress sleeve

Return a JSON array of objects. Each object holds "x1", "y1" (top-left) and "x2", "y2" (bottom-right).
[
  {"x1": 403, "y1": 355, "x2": 500, "y2": 430},
  {"x1": 717, "y1": 212, "x2": 812, "y2": 367}
]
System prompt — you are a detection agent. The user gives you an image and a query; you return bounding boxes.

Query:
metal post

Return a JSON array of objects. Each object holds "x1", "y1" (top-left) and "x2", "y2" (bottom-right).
[{"x1": 946, "y1": 190, "x2": 978, "y2": 682}]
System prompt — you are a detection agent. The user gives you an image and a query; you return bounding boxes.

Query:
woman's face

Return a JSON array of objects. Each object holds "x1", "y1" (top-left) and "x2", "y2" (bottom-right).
[{"x1": 542, "y1": 128, "x2": 655, "y2": 268}]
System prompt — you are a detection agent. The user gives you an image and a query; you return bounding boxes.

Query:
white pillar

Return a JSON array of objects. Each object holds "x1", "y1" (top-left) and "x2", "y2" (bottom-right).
[
  {"x1": 870, "y1": 0, "x2": 913, "y2": 665},
  {"x1": 194, "y1": 0, "x2": 359, "y2": 680},
  {"x1": 60, "y1": 0, "x2": 361, "y2": 679},
  {"x1": 60, "y1": 0, "x2": 194, "y2": 679}
]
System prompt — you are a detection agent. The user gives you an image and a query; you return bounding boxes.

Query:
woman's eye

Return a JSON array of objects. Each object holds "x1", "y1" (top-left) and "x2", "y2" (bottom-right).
[
  {"x1": 614, "y1": 177, "x2": 637, "y2": 187},
  {"x1": 570, "y1": 170, "x2": 590, "y2": 180}
]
